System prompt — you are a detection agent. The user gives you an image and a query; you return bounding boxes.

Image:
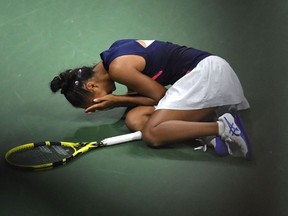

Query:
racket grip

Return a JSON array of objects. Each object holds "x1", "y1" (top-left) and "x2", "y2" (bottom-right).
[{"x1": 101, "y1": 131, "x2": 142, "y2": 146}]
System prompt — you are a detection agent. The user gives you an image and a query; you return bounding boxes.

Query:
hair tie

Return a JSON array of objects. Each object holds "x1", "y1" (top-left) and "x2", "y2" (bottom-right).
[{"x1": 77, "y1": 69, "x2": 82, "y2": 79}]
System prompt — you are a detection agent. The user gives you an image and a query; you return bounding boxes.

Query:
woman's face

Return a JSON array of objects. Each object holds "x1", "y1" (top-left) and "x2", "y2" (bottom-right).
[
  {"x1": 81, "y1": 92, "x2": 98, "y2": 109},
  {"x1": 80, "y1": 64, "x2": 116, "y2": 109}
]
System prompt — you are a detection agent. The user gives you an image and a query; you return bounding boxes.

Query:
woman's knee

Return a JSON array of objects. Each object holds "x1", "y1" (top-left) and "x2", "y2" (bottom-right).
[
  {"x1": 125, "y1": 106, "x2": 154, "y2": 131},
  {"x1": 142, "y1": 126, "x2": 163, "y2": 148},
  {"x1": 125, "y1": 111, "x2": 142, "y2": 131}
]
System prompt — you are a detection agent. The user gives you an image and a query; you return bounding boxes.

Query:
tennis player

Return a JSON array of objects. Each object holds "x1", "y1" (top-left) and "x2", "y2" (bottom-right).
[{"x1": 50, "y1": 39, "x2": 251, "y2": 158}]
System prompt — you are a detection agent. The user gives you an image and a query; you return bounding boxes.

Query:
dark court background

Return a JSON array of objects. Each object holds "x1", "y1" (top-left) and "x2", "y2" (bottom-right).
[{"x1": 0, "y1": 0, "x2": 287, "y2": 215}]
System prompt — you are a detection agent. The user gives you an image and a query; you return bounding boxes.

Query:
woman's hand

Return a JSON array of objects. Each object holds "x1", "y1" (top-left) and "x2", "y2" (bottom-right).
[
  {"x1": 85, "y1": 93, "x2": 159, "y2": 113},
  {"x1": 85, "y1": 94, "x2": 117, "y2": 113}
]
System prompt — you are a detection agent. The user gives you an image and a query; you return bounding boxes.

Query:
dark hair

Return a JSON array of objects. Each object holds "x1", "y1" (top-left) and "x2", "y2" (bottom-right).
[{"x1": 50, "y1": 66, "x2": 94, "y2": 108}]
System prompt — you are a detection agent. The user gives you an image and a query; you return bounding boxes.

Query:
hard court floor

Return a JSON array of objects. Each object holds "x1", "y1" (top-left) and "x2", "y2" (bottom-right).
[{"x1": 0, "y1": 0, "x2": 287, "y2": 216}]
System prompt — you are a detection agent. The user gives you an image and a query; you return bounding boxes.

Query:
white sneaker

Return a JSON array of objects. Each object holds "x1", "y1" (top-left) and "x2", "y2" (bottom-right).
[{"x1": 218, "y1": 113, "x2": 249, "y2": 158}]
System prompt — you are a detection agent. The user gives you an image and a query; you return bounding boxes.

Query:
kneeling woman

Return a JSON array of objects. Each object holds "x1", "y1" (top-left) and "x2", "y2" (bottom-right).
[{"x1": 50, "y1": 39, "x2": 251, "y2": 159}]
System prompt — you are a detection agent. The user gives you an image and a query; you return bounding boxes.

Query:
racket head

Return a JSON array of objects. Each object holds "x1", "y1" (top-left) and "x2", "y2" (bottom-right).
[{"x1": 5, "y1": 141, "x2": 97, "y2": 170}]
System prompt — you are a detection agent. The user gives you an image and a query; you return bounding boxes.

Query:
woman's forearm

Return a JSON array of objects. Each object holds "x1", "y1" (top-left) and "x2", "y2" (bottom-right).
[{"x1": 114, "y1": 94, "x2": 157, "y2": 107}]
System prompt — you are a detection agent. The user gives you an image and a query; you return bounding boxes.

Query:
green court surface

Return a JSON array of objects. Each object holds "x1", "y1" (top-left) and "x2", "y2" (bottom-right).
[{"x1": 0, "y1": 0, "x2": 287, "y2": 216}]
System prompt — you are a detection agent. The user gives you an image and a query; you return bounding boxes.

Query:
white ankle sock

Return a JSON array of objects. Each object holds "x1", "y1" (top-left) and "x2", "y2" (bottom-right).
[{"x1": 217, "y1": 121, "x2": 224, "y2": 136}]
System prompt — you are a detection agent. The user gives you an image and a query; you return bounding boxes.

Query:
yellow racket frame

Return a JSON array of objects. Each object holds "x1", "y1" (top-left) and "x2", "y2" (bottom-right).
[
  {"x1": 5, "y1": 141, "x2": 102, "y2": 170},
  {"x1": 5, "y1": 131, "x2": 142, "y2": 170}
]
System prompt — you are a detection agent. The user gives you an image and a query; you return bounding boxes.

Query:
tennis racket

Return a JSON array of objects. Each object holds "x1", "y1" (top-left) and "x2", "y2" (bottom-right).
[{"x1": 5, "y1": 131, "x2": 142, "y2": 170}]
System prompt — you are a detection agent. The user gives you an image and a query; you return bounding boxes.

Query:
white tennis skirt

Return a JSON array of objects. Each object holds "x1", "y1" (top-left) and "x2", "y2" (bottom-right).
[{"x1": 155, "y1": 56, "x2": 250, "y2": 111}]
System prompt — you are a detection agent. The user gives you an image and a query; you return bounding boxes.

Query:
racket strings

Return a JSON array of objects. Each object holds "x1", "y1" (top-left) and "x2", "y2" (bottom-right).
[{"x1": 7, "y1": 145, "x2": 74, "y2": 166}]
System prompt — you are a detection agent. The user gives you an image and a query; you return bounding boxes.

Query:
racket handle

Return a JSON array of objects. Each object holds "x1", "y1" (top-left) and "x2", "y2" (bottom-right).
[{"x1": 101, "y1": 131, "x2": 142, "y2": 146}]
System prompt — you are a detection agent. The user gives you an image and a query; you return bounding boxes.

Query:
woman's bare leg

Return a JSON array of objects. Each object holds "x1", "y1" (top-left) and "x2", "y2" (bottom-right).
[
  {"x1": 142, "y1": 108, "x2": 218, "y2": 147},
  {"x1": 125, "y1": 106, "x2": 155, "y2": 131}
]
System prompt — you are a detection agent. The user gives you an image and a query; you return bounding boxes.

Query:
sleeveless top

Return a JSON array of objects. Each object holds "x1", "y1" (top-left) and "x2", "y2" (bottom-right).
[{"x1": 100, "y1": 39, "x2": 211, "y2": 86}]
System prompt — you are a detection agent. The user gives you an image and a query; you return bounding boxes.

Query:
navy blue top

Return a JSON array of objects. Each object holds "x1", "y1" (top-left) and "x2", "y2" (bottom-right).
[{"x1": 100, "y1": 39, "x2": 211, "y2": 86}]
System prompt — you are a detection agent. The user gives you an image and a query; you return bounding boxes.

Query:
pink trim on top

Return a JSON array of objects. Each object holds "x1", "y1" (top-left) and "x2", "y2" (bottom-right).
[{"x1": 152, "y1": 70, "x2": 163, "y2": 80}]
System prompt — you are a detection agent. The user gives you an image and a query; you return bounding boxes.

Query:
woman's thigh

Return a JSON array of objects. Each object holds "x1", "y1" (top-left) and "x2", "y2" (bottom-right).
[
  {"x1": 142, "y1": 108, "x2": 217, "y2": 146},
  {"x1": 146, "y1": 108, "x2": 217, "y2": 126}
]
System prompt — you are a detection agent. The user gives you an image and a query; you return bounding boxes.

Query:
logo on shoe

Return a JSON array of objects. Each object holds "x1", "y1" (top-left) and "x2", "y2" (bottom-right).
[{"x1": 224, "y1": 117, "x2": 241, "y2": 136}]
